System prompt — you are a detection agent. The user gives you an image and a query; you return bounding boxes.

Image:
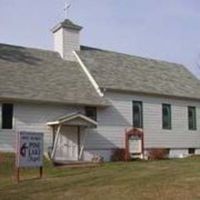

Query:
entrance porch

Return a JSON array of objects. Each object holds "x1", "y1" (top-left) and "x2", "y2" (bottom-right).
[{"x1": 47, "y1": 113, "x2": 97, "y2": 164}]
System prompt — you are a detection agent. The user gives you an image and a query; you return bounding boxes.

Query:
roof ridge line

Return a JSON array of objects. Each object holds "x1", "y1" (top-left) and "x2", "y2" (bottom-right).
[
  {"x1": 80, "y1": 45, "x2": 184, "y2": 67},
  {"x1": 0, "y1": 42, "x2": 56, "y2": 54}
]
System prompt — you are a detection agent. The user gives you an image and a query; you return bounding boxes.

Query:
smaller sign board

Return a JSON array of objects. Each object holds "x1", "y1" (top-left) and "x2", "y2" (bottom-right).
[
  {"x1": 129, "y1": 136, "x2": 142, "y2": 154},
  {"x1": 16, "y1": 132, "x2": 44, "y2": 168}
]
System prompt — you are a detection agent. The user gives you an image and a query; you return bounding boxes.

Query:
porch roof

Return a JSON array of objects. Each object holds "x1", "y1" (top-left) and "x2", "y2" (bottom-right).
[{"x1": 47, "y1": 113, "x2": 98, "y2": 128}]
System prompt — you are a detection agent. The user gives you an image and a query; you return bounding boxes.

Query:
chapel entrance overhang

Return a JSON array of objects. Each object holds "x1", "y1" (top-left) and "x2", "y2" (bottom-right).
[
  {"x1": 47, "y1": 113, "x2": 98, "y2": 162},
  {"x1": 47, "y1": 113, "x2": 98, "y2": 128}
]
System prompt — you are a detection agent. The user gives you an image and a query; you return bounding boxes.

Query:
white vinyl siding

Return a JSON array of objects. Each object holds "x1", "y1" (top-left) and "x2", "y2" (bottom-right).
[
  {"x1": 0, "y1": 102, "x2": 83, "y2": 152},
  {"x1": 85, "y1": 91, "x2": 200, "y2": 150},
  {"x1": 0, "y1": 104, "x2": 1, "y2": 129},
  {"x1": 0, "y1": 91, "x2": 200, "y2": 160}
]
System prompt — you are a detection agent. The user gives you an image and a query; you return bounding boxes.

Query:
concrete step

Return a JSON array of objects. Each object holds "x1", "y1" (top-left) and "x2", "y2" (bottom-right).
[{"x1": 53, "y1": 160, "x2": 101, "y2": 168}]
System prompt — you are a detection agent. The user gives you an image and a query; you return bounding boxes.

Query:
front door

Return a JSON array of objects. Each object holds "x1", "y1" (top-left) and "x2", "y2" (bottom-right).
[{"x1": 56, "y1": 126, "x2": 78, "y2": 161}]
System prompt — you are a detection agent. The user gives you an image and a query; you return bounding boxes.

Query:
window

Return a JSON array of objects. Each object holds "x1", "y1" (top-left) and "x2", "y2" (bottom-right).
[
  {"x1": 188, "y1": 106, "x2": 196, "y2": 130},
  {"x1": 2, "y1": 104, "x2": 13, "y2": 129},
  {"x1": 162, "y1": 104, "x2": 171, "y2": 129},
  {"x1": 188, "y1": 148, "x2": 195, "y2": 154},
  {"x1": 132, "y1": 101, "x2": 143, "y2": 128},
  {"x1": 85, "y1": 107, "x2": 97, "y2": 121}
]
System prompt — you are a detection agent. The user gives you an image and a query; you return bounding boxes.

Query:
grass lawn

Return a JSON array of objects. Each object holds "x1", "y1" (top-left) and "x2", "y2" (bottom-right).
[{"x1": 1, "y1": 153, "x2": 200, "y2": 200}]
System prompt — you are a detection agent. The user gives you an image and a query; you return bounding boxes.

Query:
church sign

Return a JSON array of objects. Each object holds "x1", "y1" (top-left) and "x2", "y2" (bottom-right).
[
  {"x1": 16, "y1": 131, "x2": 44, "y2": 182},
  {"x1": 125, "y1": 128, "x2": 144, "y2": 161},
  {"x1": 128, "y1": 135, "x2": 142, "y2": 154}
]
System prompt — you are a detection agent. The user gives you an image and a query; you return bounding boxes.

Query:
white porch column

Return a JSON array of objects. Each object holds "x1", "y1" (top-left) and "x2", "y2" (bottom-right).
[
  {"x1": 78, "y1": 129, "x2": 88, "y2": 160},
  {"x1": 51, "y1": 124, "x2": 62, "y2": 159}
]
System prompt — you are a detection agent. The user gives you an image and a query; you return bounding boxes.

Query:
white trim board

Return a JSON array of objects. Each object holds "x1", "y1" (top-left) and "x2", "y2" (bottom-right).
[
  {"x1": 73, "y1": 51, "x2": 104, "y2": 97},
  {"x1": 47, "y1": 113, "x2": 98, "y2": 126}
]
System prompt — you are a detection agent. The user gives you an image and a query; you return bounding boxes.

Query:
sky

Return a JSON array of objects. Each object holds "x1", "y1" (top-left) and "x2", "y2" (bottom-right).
[{"x1": 0, "y1": 0, "x2": 200, "y2": 77}]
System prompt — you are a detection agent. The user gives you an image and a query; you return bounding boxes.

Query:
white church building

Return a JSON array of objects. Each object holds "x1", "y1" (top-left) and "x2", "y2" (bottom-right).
[{"x1": 0, "y1": 19, "x2": 200, "y2": 162}]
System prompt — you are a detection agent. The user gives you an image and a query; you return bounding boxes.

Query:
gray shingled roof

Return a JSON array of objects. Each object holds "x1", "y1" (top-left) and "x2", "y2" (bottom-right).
[
  {"x1": 0, "y1": 44, "x2": 108, "y2": 106},
  {"x1": 77, "y1": 46, "x2": 200, "y2": 100}
]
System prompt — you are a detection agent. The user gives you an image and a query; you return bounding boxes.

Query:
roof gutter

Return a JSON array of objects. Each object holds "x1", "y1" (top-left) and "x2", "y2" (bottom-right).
[
  {"x1": 0, "y1": 96, "x2": 110, "y2": 107},
  {"x1": 103, "y1": 88, "x2": 200, "y2": 102}
]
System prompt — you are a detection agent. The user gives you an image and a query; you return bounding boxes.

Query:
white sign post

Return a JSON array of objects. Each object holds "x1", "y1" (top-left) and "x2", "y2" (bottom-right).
[{"x1": 16, "y1": 132, "x2": 44, "y2": 182}]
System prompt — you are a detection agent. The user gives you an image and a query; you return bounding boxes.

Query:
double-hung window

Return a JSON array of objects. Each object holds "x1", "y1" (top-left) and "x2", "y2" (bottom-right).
[
  {"x1": 162, "y1": 104, "x2": 171, "y2": 129},
  {"x1": 85, "y1": 106, "x2": 97, "y2": 121},
  {"x1": 132, "y1": 101, "x2": 143, "y2": 128},
  {"x1": 1, "y1": 103, "x2": 13, "y2": 129},
  {"x1": 188, "y1": 106, "x2": 196, "y2": 130}
]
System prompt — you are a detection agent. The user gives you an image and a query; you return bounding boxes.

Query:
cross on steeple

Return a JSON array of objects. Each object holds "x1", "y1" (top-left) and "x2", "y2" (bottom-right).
[{"x1": 64, "y1": 1, "x2": 71, "y2": 18}]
